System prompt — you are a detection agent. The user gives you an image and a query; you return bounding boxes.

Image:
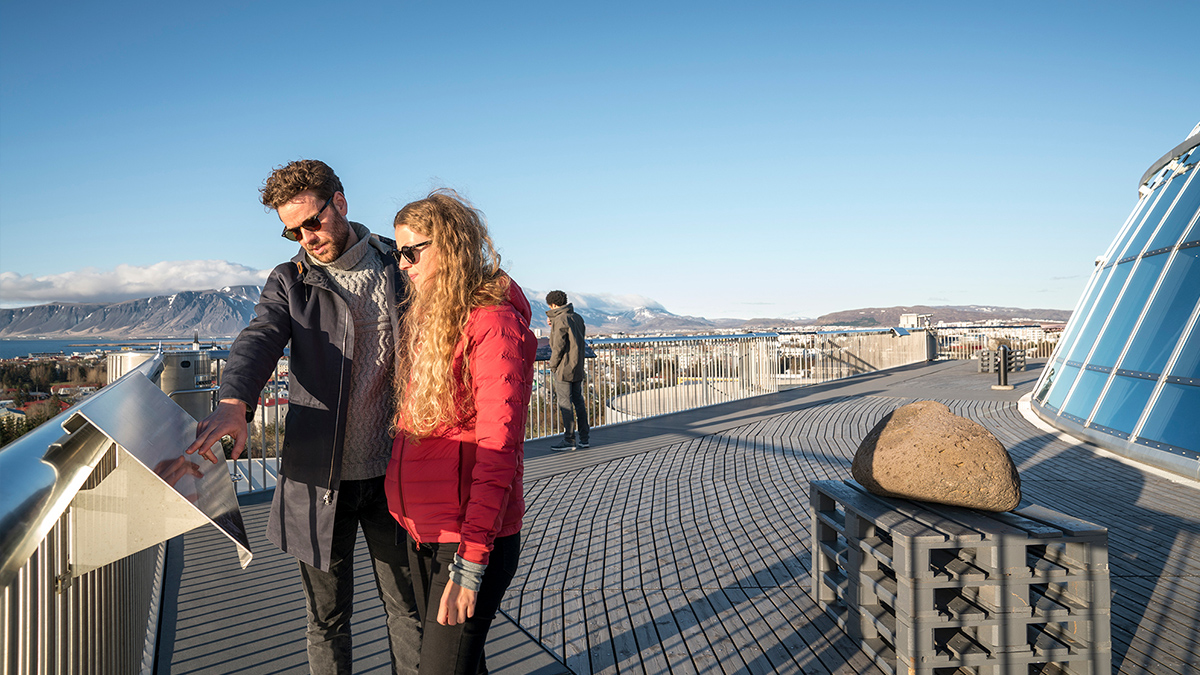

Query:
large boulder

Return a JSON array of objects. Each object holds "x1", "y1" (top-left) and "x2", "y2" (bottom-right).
[{"x1": 851, "y1": 400, "x2": 1021, "y2": 511}]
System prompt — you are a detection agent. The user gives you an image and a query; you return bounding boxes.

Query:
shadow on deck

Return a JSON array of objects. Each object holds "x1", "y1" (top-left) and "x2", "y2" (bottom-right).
[{"x1": 157, "y1": 360, "x2": 1200, "y2": 674}]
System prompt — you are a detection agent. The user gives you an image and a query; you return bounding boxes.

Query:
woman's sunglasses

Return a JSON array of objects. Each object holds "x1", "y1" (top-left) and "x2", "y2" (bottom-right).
[
  {"x1": 281, "y1": 193, "x2": 335, "y2": 241},
  {"x1": 392, "y1": 241, "x2": 432, "y2": 264}
]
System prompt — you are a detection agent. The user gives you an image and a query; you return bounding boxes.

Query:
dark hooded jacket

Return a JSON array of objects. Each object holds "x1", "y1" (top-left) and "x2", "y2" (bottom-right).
[
  {"x1": 547, "y1": 303, "x2": 587, "y2": 382},
  {"x1": 217, "y1": 230, "x2": 405, "y2": 570}
]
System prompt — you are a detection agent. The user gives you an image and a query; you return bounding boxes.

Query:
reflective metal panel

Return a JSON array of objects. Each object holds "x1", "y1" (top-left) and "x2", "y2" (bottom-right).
[{"x1": 70, "y1": 375, "x2": 252, "y2": 573}]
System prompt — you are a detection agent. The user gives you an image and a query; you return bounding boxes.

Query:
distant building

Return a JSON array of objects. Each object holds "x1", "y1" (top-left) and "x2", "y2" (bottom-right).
[{"x1": 900, "y1": 313, "x2": 932, "y2": 328}]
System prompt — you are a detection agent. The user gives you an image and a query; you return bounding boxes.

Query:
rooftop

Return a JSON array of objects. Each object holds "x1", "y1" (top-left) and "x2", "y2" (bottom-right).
[{"x1": 158, "y1": 358, "x2": 1200, "y2": 674}]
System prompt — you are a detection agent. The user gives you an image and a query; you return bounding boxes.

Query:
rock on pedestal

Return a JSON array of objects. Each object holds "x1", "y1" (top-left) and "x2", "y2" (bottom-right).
[{"x1": 851, "y1": 400, "x2": 1021, "y2": 512}]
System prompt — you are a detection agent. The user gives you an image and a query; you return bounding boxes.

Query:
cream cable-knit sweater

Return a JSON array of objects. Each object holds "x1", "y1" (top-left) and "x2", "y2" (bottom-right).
[{"x1": 308, "y1": 221, "x2": 394, "y2": 481}]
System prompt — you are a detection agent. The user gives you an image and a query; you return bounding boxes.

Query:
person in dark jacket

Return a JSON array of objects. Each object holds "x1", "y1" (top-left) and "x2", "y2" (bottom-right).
[
  {"x1": 545, "y1": 290, "x2": 590, "y2": 451},
  {"x1": 186, "y1": 160, "x2": 420, "y2": 675},
  {"x1": 386, "y1": 189, "x2": 536, "y2": 675}
]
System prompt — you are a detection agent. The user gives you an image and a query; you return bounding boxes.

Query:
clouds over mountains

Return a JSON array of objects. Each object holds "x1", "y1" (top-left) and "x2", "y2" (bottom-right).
[{"x1": 1, "y1": 261, "x2": 270, "y2": 306}]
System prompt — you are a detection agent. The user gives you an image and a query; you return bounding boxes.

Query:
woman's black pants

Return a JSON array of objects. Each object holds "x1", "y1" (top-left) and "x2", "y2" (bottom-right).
[{"x1": 407, "y1": 533, "x2": 520, "y2": 675}]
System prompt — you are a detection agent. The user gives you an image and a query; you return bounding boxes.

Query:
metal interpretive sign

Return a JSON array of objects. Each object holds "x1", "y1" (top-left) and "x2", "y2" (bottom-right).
[{"x1": 67, "y1": 375, "x2": 252, "y2": 575}]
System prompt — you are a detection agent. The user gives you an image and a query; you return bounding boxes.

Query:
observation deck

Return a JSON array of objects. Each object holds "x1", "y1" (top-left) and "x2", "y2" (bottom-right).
[{"x1": 155, "y1": 358, "x2": 1200, "y2": 674}]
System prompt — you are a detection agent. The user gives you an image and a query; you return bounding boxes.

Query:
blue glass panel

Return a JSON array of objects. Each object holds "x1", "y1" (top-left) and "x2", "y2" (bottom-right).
[
  {"x1": 1062, "y1": 368, "x2": 1108, "y2": 419},
  {"x1": 1146, "y1": 172, "x2": 1200, "y2": 252},
  {"x1": 1045, "y1": 364, "x2": 1081, "y2": 410},
  {"x1": 1057, "y1": 268, "x2": 1110, "y2": 350},
  {"x1": 1090, "y1": 374, "x2": 1155, "y2": 434},
  {"x1": 1088, "y1": 255, "x2": 1168, "y2": 368},
  {"x1": 1121, "y1": 247, "x2": 1200, "y2": 374},
  {"x1": 1122, "y1": 177, "x2": 1186, "y2": 259},
  {"x1": 1108, "y1": 183, "x2": 1163, "y2": 262},
  {"x1": 1138, "y1": 383, "x2": 1200, "y2": 453},
  {"x1": 1167, "y1": 317, "x2": 1200, "y2": 381},
  {"x1": 1063, "y1": 264, "x2": 1132, "y2": 363},
  {"x1": 1034, "y1": 360, "x2": 1061, "y2": 403}
]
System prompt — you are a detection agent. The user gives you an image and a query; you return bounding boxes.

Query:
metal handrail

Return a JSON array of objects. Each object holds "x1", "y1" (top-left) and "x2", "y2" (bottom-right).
[{"x1": 0, "y1": 352, "x2": 165, "y2": 588}]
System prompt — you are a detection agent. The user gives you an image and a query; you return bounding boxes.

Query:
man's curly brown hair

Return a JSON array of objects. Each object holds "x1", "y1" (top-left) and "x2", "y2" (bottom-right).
[{"x1": 260, "y1": 159, "x2": 344, "y2": 209}]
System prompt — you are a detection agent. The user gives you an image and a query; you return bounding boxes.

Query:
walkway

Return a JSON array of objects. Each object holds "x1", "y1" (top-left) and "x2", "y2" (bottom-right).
[{"x1": 158, "y1": 359, "x2": 1200, "y2": 674}]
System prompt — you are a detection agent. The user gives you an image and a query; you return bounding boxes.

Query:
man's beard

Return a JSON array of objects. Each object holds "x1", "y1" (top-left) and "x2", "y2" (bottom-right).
[{"x1": 309, "y1": 215, "x2": 352, "y2": 262}]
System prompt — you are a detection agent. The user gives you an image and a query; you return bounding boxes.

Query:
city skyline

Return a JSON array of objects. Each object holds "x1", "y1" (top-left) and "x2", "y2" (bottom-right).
[{"x1": 2, "y1": 2, "x2": 1198, "y2": 318}]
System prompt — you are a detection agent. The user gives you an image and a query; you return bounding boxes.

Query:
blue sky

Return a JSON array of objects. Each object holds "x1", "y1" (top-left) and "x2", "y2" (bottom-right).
[{"x1": 1, "y1": 1, "x2": 1197, "y2": 319}]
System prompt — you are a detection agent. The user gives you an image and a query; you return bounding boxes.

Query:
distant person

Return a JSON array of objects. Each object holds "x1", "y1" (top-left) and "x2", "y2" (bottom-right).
[
  {"x1": 186, "y1": 159, "x2": 420, "y2": 675},
  {"x1": 386, "y1": 190, "x2": 536, "y2": 675},
  {"x1": 545, "y1": 290, "x2": 590, "y2": 451}
]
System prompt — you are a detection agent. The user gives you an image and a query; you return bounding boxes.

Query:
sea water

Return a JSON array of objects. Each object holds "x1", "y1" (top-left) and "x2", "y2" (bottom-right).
[{"x1": 0, "y1": 338, "x2": 178, "y2": 360}]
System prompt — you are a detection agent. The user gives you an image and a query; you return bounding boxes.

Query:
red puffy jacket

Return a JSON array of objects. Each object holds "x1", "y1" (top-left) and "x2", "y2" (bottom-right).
[{"x1": 386, "y1": 279, "x2": 537, "y2": 566}]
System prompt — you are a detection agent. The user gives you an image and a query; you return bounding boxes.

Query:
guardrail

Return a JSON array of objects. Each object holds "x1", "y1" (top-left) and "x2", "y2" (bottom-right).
[
  {"x1": 933, "y1": 325, "x2": 1061, "y2": 361},
  {"x1": 1, "y1": 351, "x2": 249, "y2": 675},
  {"x1": 523, "y1": 328, "x2": 936, "y2": 440},
  {"x1": 221, "y1": 329, "x2": 936, "y2": 494},
  {"x1": 1, "y1": 354, "x2": 168, "y2": 675}
]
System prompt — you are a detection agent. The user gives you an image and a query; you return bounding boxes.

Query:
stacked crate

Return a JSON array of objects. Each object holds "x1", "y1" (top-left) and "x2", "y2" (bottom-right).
[{"x1": 810, "y1": 480, "x2": 1110, "y2": 675}]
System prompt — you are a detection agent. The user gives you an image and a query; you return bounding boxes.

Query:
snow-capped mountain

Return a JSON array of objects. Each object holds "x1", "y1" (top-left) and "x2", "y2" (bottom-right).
[{"x1": 0, "y1": 286, "x2": 262, "y2": 337}]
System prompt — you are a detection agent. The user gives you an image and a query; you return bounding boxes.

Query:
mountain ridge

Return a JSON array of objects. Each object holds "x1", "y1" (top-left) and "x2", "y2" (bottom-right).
[{"x1": 0, "y1": 287, "x2": 1069, "y2": 338}]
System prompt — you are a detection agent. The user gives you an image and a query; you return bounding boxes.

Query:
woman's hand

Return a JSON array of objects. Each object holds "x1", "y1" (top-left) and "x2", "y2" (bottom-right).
[{"x1": 437, "y1": 579, "x2": 477, "y2": 626}]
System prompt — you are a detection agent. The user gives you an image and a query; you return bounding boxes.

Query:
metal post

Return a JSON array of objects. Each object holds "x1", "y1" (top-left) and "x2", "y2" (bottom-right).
[
  {"x1": 999, "y1": 345, "x2": 1009, "y2": 387},
  {"x1": 992, "y1": 345, "x2": 1014, "y2": 390}
]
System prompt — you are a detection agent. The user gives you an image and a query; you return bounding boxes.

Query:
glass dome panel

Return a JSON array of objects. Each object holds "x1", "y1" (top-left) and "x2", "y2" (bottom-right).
[
  {"x1": 1034, "y1": 360, "x2": 1061, "y2": 403},
  {"x1": 1120, "y1": 246, "x2": 1200, "y2": 374},
  {"x1": 1087, "y1": 254, "x2": 1169, "y2": 369},
  {"x1": 1062, "y1": 263, "x2": 1133, "y2": 364},
  {"x1": 1055, "y1": 268, "x2": 1109, "y2": 351},
  {"x1": 1145, "y1": 171, "x2": 1200, "y2": 252},
  {"x1": 1061, "y1": 368, "x2": 1109, "y2": 420},
  {"x1": 1090, "y1": 374, "x2": 1156, "y2": 435},
  {"x1": 1166, "y1": 316, "x2": 1200, "y2": 381},
  {"x1": 1044, "y1": 363, "x2": 1081, "y2": 411},
  {"x1": 1120, "y1": 177, "x2": 1186, "y2": 260},
  {"x1": 1107, "y1": 183, "x2": 1164, "y2": 263},
  {"x1": 1137, "y1": 383, "x2": 1200, "y2": 452}
]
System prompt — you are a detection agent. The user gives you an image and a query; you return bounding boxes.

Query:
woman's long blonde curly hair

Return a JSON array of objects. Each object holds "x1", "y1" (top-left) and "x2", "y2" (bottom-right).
[{"x1": 392, "y1": 189, "x2": 510, "y2": 439}]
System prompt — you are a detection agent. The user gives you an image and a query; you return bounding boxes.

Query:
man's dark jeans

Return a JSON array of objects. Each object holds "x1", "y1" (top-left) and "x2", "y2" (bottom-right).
[
  {"x1": 408, "y1": 534, "x2": 520, "y2": 675},
  {"x1": 552, "y1": 378, "x2": 589, "y2": 443},
  {"x1": 297, "y1": 476, "x2": 421, "y2": 675}
]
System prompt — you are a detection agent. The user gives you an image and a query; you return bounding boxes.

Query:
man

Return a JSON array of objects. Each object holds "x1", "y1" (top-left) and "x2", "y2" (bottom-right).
[
  {"x1": 186, "y1": 159, "x2": 419, "y2": 675},
  {"x1": 545, "y1": 290, "x2": 590, "y2": 451}
]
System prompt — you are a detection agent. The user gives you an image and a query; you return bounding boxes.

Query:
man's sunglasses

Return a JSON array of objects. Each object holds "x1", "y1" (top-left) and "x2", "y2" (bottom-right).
[
  {"x1": 281, "y1": 193, "x2": 335, "y2": 241},
  {"x1": 391, "y1": 241, "x2": 432, "y2": 264}
]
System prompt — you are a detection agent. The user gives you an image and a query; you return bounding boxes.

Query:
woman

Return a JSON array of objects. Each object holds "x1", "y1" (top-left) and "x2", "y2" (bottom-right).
[{"x1": 385, "y1": 189, "x2": 536, "y2": 674}]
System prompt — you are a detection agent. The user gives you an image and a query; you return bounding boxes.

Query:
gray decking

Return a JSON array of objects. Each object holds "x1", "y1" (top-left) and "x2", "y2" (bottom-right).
[{"x1": 157, "y1": 359, "x2": 1200, "y2": 674}]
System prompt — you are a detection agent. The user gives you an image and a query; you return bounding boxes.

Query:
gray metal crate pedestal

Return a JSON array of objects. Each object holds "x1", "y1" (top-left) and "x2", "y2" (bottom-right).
[{"x1": 811, "y1": 480, "x2": 1111, "y2": 675}]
